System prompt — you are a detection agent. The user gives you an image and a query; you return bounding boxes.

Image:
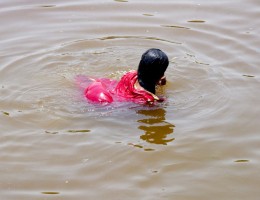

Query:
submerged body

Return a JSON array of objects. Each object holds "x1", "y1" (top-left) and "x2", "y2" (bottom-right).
[
  {"x1": 77, "y1": 70, "x2": 163, "y2": 104},
  {"x1": 77, "y1": 48, "x2": 169, "y2": 105}
]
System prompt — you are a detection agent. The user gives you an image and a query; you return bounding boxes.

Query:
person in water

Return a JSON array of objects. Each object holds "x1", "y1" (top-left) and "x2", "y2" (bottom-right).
[{"x1": 83, "y1": 48, "x2": 169, "y2": 104}]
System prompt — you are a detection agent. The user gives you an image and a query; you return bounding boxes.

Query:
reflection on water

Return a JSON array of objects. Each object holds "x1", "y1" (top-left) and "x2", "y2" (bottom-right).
[{"x1": 137, "y1": 108, "x2": 175, "y2": 145}]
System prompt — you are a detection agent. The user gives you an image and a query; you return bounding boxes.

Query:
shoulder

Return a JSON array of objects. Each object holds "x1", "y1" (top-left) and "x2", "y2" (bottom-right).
[
  {"x1": 116, "y1": 70, "x2": 137, "y2": 86},
  {"x1": 122, "y1": 70, "x2": 137, "y2": 79}
]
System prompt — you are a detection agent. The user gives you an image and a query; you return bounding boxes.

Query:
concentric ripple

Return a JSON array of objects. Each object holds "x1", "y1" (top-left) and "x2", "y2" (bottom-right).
[{"x1": 1, "y1": 1, "x2": 259, "y2": 200}]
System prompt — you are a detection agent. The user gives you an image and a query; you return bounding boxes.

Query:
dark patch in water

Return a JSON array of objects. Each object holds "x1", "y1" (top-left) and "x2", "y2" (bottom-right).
[
  {"x1": 128, "y1": 143, "x2": 143, "y2": 149},
  {"x1": 161, "y1": 25, "x2": 190, "y2": 30},
  {"x1": 188, "y1": 20, "x2": 206, "y2": 23},
  {"x1": 40, "y1": 5, "x2": 56, "y2": 8},
  {"x1": 68, "y1": 129, "x2": 90, "y2": 133},
  {"x1": 243, "y1": 74, "x2": 255, "y2": 78},
  {"x1": 1, "y1": 111, "x2": 9, "y2": 116},
  {"x1": 143, "y1": 13, "x2": 154, "y2": 17},
  {"x1": 144, "y1": 148, "x2": 155, "y2": 152},
  {"x1": 42, "y1": 191, "x2": 60, "y2": 195},
  {"x1": 235, "y1": 159, "x2": 250, "y2": 163}
]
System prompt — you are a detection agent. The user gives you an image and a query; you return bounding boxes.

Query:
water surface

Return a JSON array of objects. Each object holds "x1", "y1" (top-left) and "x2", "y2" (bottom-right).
[{"x1": 0, "y1": 0, "x2": 260, "y2": 199}]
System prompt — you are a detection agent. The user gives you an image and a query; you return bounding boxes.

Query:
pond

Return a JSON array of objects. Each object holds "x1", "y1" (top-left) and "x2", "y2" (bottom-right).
[{"x1": 0, "y1": 0, "x2": 259, "y2": 199}]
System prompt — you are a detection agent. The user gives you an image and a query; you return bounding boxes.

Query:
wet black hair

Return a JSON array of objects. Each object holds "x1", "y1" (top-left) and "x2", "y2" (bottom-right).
[{"x1": 137, "y1": 48, "x2": 169, "y2": 94}]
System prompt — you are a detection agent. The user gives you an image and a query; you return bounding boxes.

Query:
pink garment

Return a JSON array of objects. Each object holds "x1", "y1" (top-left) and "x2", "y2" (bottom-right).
[
  {"x1": 76, "y1": 70, "x2": 160, "y2": 104},
  {"x1": 85, "y1": 81, "x2": 113, "y2": 103},
  {"x1": 114, "y1": 70, "x2": 158, "y2": 104}
]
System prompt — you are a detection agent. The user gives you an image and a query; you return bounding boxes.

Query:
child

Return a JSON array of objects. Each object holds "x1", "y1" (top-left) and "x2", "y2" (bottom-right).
[{"x1": 83, "y1": 48, "x2": 169, "y2": 104}]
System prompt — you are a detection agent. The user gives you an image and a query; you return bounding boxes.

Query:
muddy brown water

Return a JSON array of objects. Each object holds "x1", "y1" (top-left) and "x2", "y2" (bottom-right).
[{"x1": 0, "y1": 0, "x2": 259, "y2": 199}]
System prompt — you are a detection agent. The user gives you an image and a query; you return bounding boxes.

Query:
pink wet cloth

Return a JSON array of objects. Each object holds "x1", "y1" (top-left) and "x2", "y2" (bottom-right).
[
  {"x1": 76, "y1": 70, "x2": 160, "y2": 104},
  {"x1": 85, "y1": 81, "x2": 113, "y2": 103},
  {"x1": 114, "y1": 70, "x2": 159, "y2": 104}
]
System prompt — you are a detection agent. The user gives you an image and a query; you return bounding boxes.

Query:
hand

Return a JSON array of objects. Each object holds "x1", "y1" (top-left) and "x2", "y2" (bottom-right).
[{"x1": 157, "y1": 76, "x2": 166, "y2": 86}]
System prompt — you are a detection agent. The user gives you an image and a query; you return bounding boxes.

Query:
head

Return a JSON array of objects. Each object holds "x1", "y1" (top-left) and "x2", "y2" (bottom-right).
[{"x1": 137, "y1": 48, "x2": 169, "y2": 94}]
